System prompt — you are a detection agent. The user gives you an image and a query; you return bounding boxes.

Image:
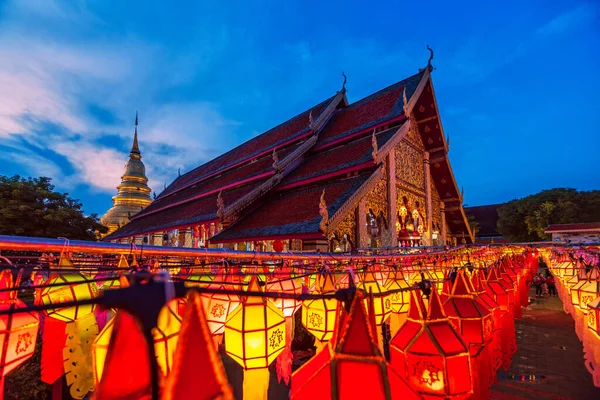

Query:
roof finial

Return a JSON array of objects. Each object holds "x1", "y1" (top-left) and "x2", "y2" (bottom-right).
[
  {"x1": 216, "y1": 191, "x2": 225, "y2": 220},
  {"x1": 163, "y1": 182, "x2": 167, "y2": 190},
  {"x1": 341, "y1": 72, "x2": 347, "y2": 92},
  {"x1": 402, "y1": 87, "x2": 409, "y2": 114},
  {"x1": 319, "y1": 190, "x2": 329, "y2": 234},
  {"x1": 131, "y1": 111, "x2": 140, "y2": 156},
  {"x1": 426, "y1": 45, "x2": 434, "y2": 71},
  {"x1": 308, "y1": 110, "x2": 317, "y2": 131},
  {"x1": 460, "y1": 186, "x2": 464, "y2": 202},
  {"x1": 178, "y1": 167, "x2": 181, "y2": 177},
  {"x1": 272, "y1": 148, "x2": 279, "y2": 171},
  {"x1": 371, "y1": 129, "x2": 379, "y2": 162}
]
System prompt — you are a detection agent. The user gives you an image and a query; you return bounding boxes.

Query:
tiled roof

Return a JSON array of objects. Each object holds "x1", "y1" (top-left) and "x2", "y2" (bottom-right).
[
  {"x1": 160, "y1": 97, "x2": 335, "y2": 196},
  {"x1": 132, "y1": 142, "x2": 301, "y2": 219},
  {"x1": 104, "y1": 181, "x2": 266, "y2": 240},
  {"x1": 211, "y1": 173, "x2": 372, "y2": 242},
  {"x1": 545, "y1": 222, "x2": 600, "y2": 233},
  {"x1": 282, "y1": 126, "x2": 398, "y2": 187},
  {"x1": 316, "y1": 72, "x2": 422, "y2": 148}
]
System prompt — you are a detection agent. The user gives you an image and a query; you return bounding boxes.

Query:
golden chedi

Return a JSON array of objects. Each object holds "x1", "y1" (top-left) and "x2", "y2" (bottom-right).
[{"x1": 101, "y1": 113, "x2": 152, "y2": 237}]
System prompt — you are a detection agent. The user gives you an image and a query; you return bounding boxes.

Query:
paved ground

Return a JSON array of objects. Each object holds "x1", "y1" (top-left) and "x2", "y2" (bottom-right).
[{"x1": 491, "y1": 288, "x2": 600, "y2": 400}]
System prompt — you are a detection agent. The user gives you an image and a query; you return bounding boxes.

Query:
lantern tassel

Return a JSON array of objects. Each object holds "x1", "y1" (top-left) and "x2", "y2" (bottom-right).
[
  {"x1": 63, "y1": 313, "x2": 98, "y2": 399},
  {"x1": 243, "y1": 368, "x2": 270, "y2": 400},
  {"x1": 41, "y1": 317, "x2": 67, "y2": 384},
  {"x1": 276, "y1": 317, "x2": 294, "y2": 385}
]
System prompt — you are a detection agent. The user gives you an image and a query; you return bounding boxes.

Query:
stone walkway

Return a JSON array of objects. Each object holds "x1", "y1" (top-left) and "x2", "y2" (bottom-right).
[{"x1": 491, "y1": 288, "x2": 600, "y2": 400}]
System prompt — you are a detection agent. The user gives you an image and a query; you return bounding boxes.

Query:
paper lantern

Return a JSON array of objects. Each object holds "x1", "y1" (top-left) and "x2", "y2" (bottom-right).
[
  {"x1": 385, "y1": 269, "x2": 410, "y2": 314},
  {"x1": 153, "y1": 298, "x2": 184, "y2": 377},
  {"x1": 40, "y1": 273, "x2": 99, "y2": 322},
  {"x1": 390, "y1": 289, "x2": 473, "y2": 399},
  {"x1": 292, "y1": 291, "x2": 421, "y2": 400},
  {"x1": 301, "y1": 273, "x2": 338, "y2": 342},
  {"x1": 200, "y1": 277, "x2": 241, "y2": 335},
  {"x1": 224, "y1": 276, "x2": 286, "y2": 369},
  {"x1": 587, "y1": 297, "x2": 600, "y2": 336},
  {"x1": 443, "y1": 271, "x2": 493, "y2": 352},
  {"x1": 163, "y1": 292, "x2": 234, "y2": 400},
  {"x1": 359, "y1": 269, "x2": 392, "y2": 325},
  {"x1": 571, "y1": 269, "x2": 600, "y2": 314},
  {"x1": 267, "y1": 270, "x2": 302, "y2": 317},
  {"x1": 92, "y1": 298, "x2": 183, "y2": 384},
  {"x1": 0, "y1": 270, "x2": 40, "y2": 376}
]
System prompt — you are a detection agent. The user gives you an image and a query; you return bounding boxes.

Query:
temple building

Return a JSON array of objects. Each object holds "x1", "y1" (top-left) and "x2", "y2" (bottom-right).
[
  {"x1": 100, "y1": 114, "x2": 153, "y2": 237},
  {"x1": 104, "y1": 55, "x2": 473, "y2": 250}
]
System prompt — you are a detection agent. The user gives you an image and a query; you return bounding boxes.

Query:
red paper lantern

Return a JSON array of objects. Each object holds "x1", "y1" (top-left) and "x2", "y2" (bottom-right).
[
  {"x1": 390, "y1": 289, "x2": 473, "y2": 399},
  {"x1": 0, "y1": 270, "x2": 40, "y2": 376},
  {"x1": 292, "y1": 291, "x2": 421, "y2": 400}
]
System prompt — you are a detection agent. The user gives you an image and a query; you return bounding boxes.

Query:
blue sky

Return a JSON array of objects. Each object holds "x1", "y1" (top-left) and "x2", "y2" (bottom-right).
[{"x1": 0, "y1": 0, "x2": 598, "y2": 216}]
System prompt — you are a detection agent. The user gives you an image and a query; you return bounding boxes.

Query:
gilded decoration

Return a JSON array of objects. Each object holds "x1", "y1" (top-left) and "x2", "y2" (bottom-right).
[
  {"x1": 330, "y1": 210, "x2": 356, "y2": 251},
  {"x1": 395, "y1": 141, "x2": 424, "y2": 191},
  {"x1": 365, "y1": 175, "x2": 388, "y2": 226},
  {"x1": 395, "y1": 188, "x2": 426, "y2": 243},
  {"x1": 431, "y1": 181, "x2": 442, "y2": 235}
]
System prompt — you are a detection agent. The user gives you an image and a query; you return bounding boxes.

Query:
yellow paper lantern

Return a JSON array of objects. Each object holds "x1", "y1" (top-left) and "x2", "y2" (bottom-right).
[
  {"x1": 40, "y1": 273, "x2": 99, "y2": 322},
  {"x1": 385, "y1": 269, "x2": 410, "y2": 314},
  {"x1": 301, "y1": 273, "x2": 338, "y2": 342},
  {"x1": 224, "y1": 277, "x2": 286, "y2": 369},
  {"x1": 571, "y1": 271, "x2": 600, "y2": 314},
  {"x1": 359, "y1": 270, "x2": 392, "y2": 325},
  {"x1": 267, "y1": 277, "x2": 302, "y2": 318},
  {"x1": 93, "y1": 297, "x2": 183, "y2": 384},
  {"x1": 153, "y1": 298, "x2": 183, "y2": 376}
]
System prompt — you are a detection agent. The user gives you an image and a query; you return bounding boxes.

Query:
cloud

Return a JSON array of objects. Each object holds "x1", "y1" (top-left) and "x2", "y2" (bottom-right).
[
  {"x1": 0, "y1": 0, "x2": 237, "y2": 198},
  {"x1": 537, "y1": 3, "x2": 598, "y2": 36}
]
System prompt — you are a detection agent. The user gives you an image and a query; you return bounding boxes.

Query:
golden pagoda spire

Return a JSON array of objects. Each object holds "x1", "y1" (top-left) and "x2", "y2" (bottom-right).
[
  {"x1": 100, "y1": 112, "x2": 153, "y2": 238},
  {"x1": 131, "y1": 111, "x2": 140, "y2": 156}
]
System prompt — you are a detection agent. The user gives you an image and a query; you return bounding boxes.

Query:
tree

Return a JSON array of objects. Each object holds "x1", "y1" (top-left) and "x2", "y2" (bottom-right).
[
  {"x1": 497, "y1": 188, "x2": 600, "y2": 241},
  {"x1": 0, "y1": 175, "x2": 107, "y2": 240}
]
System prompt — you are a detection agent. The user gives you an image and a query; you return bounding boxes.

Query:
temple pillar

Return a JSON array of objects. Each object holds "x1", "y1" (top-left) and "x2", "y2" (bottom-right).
[
  {"x1": 356, "y1": 199, "x2": 368, "y2": 248},
  {"x1": 152, "y1": 232, "x2": 163, "y2": 246},
  {"x1": 423, "y1": 152, "x2": 433, "y2": 246},
  {"x1": 386, "y1": 151, "x2": 398, "y2": 247},
  {"x1": 182, "y1": 228, "x2": 193, "y2": 248},
  {"x1": 440, "y1": 202, "x2": 447, "y2": 246}
]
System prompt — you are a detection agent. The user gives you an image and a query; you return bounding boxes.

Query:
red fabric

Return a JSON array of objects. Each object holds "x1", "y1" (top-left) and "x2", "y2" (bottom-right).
[
  {"x1": 163, "y1": 293, "x2": 232, "y2": 400},
  {"x1": 94, "y1": 312, "x2": 152, "y2": 400},
  {"x1": 40, "y1": 317, "x2": 66, "y2": 384}
]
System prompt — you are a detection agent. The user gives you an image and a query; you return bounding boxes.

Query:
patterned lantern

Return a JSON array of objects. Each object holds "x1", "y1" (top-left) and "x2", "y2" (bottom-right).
[
  {"x1": 224, "y1": 276, "x2": 286, "y2": 369},
  {"x1": 301, "y1": 273, "x2": 338, "y2": 342},
  {"x1": 292, "y1": 291, "x2": 421, "y2": 400},
  {"x1": 0, "y1": 270, "x2": 40, "y2": 376},
  {"x1": 443, "y1": 271, "x2": 493, "y2": 351},
  {"x1": 390, "y1": 289, "x2": 473, "y2": 399},
  {"x1": 92, "y1": 297, "x2": 183, "y2": 384},
  {"x1": 571, "y1": 269, "x2": 600, "y2": 314},
  {"x1": 587, "y1": 296, "x2": 600, "y2": 336},
  {"x1": 359, "y1": 269, "x2": 392, "y2": 325},
  {"x1": 41, "y1": 273, "x2": 99, "y2": 322},
  {"x1": 267, "y1": 266, "x2": 302, "y2": 317},
  {"x1": 224, "y1": 276, "x2": 286, "y2": 400},
  {"x1": 200, "y1": 276, "x2": 241, "y2": 335}
]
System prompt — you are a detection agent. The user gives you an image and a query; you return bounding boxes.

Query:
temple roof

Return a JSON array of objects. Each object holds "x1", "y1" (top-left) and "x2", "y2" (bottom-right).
[{"x1": 105, "y1": 67, "x2": 473, "y2": 243}]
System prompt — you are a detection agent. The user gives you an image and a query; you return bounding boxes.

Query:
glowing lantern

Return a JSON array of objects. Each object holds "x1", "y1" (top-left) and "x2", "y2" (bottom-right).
[
  {"x1": 292, "y1": 291, "x2": 421, "y2": 400},
  {"x1": 384, "y1": 268, "x2": 410, "y2": 336},
  {"x1": 571, "y1": 269, "x2": 600, "y2": 314},
  {"x1": 587, "y1": 296, "x2": 600, "y2": 336},
  {"x1": 92, "y1": 298, "x2": 183, "y2": 384},
  {"x1": 390, "y1": 289, "x2": 473, "y2": 399},
  {"x1": 301, "y1": 273, "x2": 338, "y2": 343},
  {"x1": 0, "y1": 270, "x2": 40, "y2": 376},
  {"x1": 200, "y1": 276, "x2": 241, "y2": 335},
  {"x1": 163, "y1": 292, "x2": 234, "y2": 400},
  {"x1": 267, "y1": 267, "x2": 302, "y2": 317},
  {"x1": 186, "y1": 263, "x2": 215, "y2": 287},
  {"x1": 40, "y1": 273, "x2": 99, "y2": 322},
  {"x1": 359, "y1": 269, "x2": 392, "y2": 326},
  {"x1": 224, "y1": 276, "x2": 286, "y2": 400}
]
